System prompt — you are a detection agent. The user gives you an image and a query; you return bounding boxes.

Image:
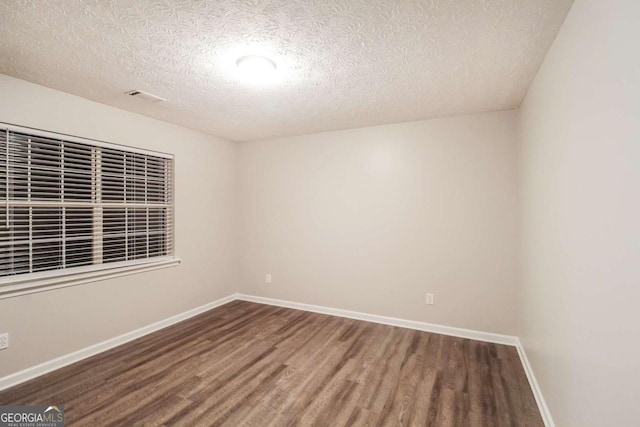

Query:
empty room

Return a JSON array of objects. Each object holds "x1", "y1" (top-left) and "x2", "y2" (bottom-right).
[{"x1": 0, "y1": 0, "x2": 637, "y2": 426}]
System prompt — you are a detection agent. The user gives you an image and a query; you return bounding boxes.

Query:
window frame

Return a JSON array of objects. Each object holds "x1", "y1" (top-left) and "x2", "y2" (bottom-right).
[{"x1": 0, "y1": 122, "x2": 180, "y2": 299}]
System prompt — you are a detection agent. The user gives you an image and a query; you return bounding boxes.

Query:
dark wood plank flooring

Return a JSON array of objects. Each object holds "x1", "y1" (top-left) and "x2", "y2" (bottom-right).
[{"x1": 0, "y1": 301, "x2": 543, "y2": 426}]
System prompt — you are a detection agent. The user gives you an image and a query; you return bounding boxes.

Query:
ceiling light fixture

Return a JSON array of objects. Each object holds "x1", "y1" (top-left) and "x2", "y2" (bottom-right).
[{"x1": 236, "y1": 55, "x2": 278, "y2": 84}]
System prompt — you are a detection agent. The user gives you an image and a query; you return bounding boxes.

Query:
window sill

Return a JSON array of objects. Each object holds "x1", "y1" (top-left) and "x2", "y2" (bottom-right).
[{"x1": 0, "y1": 257, "x2": 181, "y2": 300}]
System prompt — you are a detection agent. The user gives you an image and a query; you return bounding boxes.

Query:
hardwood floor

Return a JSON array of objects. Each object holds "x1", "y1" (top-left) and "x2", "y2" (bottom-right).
[{"x1": 0, "y1": 301, "x2": 543, "y2": 426}]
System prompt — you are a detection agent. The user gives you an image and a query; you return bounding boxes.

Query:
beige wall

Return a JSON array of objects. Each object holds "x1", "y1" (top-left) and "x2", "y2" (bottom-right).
[
  {"x1": 518, "y1": 0, "x2": 640, "y2": 425},
  {"x1": 0, "y1": 74, "x2": 239, "y2": 376},
  {"x1": 238, "y1": 111, "x2": 519, "y2": 335},
  {"x1": 0, "y1": 77, "x2": 520, "y2": 377}
]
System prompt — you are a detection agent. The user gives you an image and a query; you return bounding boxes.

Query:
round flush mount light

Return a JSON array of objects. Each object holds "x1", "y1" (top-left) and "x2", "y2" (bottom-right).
[{"x1": 236, "y1": 55, "x2": 278, "y2": 84}]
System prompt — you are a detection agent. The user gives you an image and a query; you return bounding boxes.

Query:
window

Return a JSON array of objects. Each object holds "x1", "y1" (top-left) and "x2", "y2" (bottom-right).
[{"x1": 0, "y1": 123, "x2": 175, "y2": 292}]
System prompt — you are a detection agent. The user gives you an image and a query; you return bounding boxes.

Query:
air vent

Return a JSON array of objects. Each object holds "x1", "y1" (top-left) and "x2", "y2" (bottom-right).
[{"x1": 125, "y1": 90, "x2": 167, "y2": 103}]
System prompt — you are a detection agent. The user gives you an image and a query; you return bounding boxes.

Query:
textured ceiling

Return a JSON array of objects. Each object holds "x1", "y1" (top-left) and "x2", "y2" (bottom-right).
[{"x1": 0, "y1": 0, "x2": 573, "y2": 141}]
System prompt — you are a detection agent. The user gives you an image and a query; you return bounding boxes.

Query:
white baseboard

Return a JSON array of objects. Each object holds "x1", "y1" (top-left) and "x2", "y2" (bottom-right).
[
  {"x1": 515, "y1": 339, "x2": 555, "y2": 427},
  {"x1": 0, "y1": 292, "x2": 551, "y2": 427},
  {"x1": 236, "y1": 294, "x2": 519, "y2": 346},
  {"x1": 0, "y1": 293, "x2": 237, "y2": 392}
]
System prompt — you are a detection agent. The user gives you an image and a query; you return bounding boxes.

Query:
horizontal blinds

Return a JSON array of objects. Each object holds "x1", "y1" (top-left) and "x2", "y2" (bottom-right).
[{"x1": 0, "y1": 126, "x2": 174, "y2": 279}]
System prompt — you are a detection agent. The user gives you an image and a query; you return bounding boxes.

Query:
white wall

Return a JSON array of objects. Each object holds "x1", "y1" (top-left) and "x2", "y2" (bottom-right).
[
  {"x1": 518, "y1": 0, "x2": 640, "y2": 425},
  {"x1": 238, "y1": 111, "x2": 519, "y2": 335},
  {"x1": 0, "y1": 74, "x2": 239, "y2": 376}
]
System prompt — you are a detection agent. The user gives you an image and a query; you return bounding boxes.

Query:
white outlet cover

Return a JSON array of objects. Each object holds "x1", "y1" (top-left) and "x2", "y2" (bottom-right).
[
  {"x1": 426, "y1": 293, "x2": 435, "y2": 305},
  {"x1": 0, "y1": 333, "x2": 8, "y2": 350},
  {"x1": 266, "y1": 274, "x2": 272, "y2": 284}
]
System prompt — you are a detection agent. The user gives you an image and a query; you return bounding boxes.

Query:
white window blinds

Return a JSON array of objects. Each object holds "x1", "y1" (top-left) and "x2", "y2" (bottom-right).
[{"x1": 0, "y1": 124, "x2": 174, "y2": 282}]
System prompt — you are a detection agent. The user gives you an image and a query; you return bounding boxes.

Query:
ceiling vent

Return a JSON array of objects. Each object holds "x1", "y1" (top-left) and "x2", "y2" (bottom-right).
[{"x1": 125, "y1": 90, "x2": 166, "y2": 103}]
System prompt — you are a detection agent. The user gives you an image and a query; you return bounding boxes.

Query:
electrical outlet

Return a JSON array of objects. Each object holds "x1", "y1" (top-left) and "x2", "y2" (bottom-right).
[
  {"x1": 265, "y1": 274, "x2": 272, "y2": 284},
  {"x1": 0, "y1": 333, "x2": 8, "y2": 350},
  {"x1": 426, "y1": 293, "x2": 435, "y2": 305}
]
